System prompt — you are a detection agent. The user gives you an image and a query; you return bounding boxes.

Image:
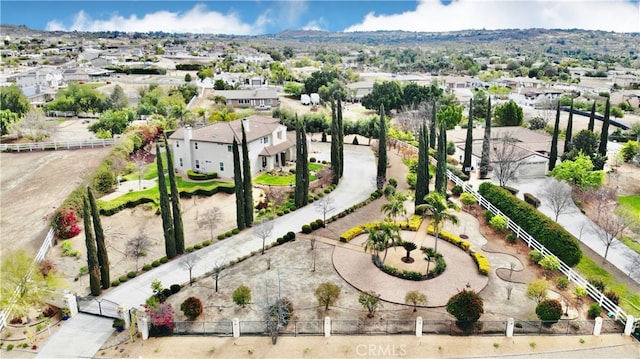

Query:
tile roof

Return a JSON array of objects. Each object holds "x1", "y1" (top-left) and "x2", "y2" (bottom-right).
[{"x1": 170, "y1": 116, "x2": 281, "y2": 144}]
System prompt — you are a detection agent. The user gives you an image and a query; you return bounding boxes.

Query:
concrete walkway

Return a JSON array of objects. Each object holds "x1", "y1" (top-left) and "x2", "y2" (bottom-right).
[
  {"x1": 36, "y1": 314, "x2": 114, "y2": 358},
  {"x1": 37, "y1": 142, "x2": 377, "y2": 357}
]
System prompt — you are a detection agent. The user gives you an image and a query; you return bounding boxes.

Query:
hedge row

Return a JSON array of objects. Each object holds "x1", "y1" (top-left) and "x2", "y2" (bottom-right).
[
  {"x1": 339, "y1": 215, "x2": 423, "y2": 242},
  {"x1": 471, "y1": 252, "x2": 490, "y2": 275},
  {"x1": 187, "y1": 170, "x2": 218, "y2": 181},
  {"x1": 478, "y1": 182, "x2": 582, "y2": 266},
  {"x1": 426, "y1": 225, "x2": 489, "y2": 276}
]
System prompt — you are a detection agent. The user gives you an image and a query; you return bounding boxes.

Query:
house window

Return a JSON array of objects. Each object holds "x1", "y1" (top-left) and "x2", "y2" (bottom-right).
[
  {"x1": 262, "y1": 157, "x2": 267, "y2": 168},
  {"x1": 179, "y1": 158, "x2": 183, "y2": 166},
  {"x1": 277, "y1": 131, "x2": 282, "y2": 140},
  {"x1": 194, "y1": 142, "x2": 198, "y2": 150},
  {"x1": 238, "y1": 99, "x2": 250, "y2": 104},
  {"x1": 176, "y1": 141, "x2": 180, "y2": 148},
  {"x1": 219, "y1": 162, "x2": 224, "y2": 171},
  {"x1": 262, "y1": 136, "x2": 269, "y2": 144},
  {"x1": 227, "y1": 145, "x2": 232, "y2": 152},
  {"x1": 195, "y1": 160, "x2": 200, "y2": 169}
]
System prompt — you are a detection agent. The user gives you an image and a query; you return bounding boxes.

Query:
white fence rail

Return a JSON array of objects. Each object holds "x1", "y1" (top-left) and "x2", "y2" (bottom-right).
[
  {"x1": 447, "y1": 171, "x2": 628, "y2": 323},
  {"x1": 0, "y1": 228, "x2": 55, "y2": 330},
  {"x1": 0, "y1": 138, "x2": 116, "y2": 152}
]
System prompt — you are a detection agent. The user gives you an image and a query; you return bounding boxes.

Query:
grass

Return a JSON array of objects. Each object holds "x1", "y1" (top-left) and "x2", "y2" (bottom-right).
[
  {"x1": 254, "y1": 172, "x2": 317, "y2": 186},
  {"x1": 618, "y1": 195, "x2": 640, "y2": 216},
  {"x1": 620, "y1": 235, "x2": 640, "y2": 255},
  {"x1": 122, "y1": 152, "x2": 167, "y2": 181}
]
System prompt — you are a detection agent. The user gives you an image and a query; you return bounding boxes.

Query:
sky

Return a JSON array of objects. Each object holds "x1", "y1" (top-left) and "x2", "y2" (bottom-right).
[{"x1": 1, "y1": 0, "x2": 639, "y2": 35}]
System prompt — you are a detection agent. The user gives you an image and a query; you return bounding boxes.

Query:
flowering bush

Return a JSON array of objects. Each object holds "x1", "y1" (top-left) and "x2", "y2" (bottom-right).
[
  {"x1": 180, "y1": 297, "x2": 203, "y2": 319},
  {"x1": 146, "y1": 302, "x2": 175, "y2": 336},
  {"x1": 51, "y1": 208, "x2": 81, "y2": 239}
]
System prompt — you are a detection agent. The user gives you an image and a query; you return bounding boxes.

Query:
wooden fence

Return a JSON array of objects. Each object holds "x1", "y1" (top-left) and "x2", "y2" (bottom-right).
[{"x1": 0, "y1": 138, "x2": 116, "y2": 152}]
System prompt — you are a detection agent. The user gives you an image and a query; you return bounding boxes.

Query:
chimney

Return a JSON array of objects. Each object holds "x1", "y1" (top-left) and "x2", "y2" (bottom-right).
[
  {"x1": 184, "y1": 126, "x2": 192, "y2": 141},
  {"x1": 242, "y1": 118, "x2": 250, "y2": 132}
]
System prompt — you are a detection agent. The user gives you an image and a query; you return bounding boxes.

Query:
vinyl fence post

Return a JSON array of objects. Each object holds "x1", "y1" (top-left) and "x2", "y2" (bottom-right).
[
  {"x1": 506, "y1": 318, "x2": 514, "y2": 337},
  {"x1": 232, "y1": 318, "x2": 240, "y2": 338},
  {"x1": 624, "y1": 315, "x2": 635, "y2": 336},
  {"x1": 324, "y1": 316, "x2": 331, "y2": 337},
  {"x1": 416, "y1": 317, "x2": 423, "y2": 337},
  {"x1": 593, "y1": 317, "x2": 602, "y2": 336},
  {"x1": 118, "y1": 305, "x2": 131, "y2": 329}
]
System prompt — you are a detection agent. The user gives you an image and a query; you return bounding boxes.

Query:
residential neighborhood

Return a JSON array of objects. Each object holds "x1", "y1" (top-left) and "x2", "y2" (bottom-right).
[{"x1": 1, "y1": 18, "x2": 639, "y2": 359}]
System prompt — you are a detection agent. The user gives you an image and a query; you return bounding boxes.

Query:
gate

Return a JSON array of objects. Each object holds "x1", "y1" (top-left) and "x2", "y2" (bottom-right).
[{"x1": 76, "y1": 295, "x2": 121, "y2": 319}]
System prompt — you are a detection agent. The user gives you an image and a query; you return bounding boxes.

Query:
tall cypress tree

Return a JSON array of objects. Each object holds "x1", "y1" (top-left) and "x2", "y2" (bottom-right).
[
  {"x1": 295, "y1": 115, "x2": 309, "y2": 208},
  {"x1": 415, "y1": 121, "x2": 430, "y2": 208},
  {"x1": 241, "y1": 123, "x2": 253, "y2": 227},
  {"x1": 156, "y1": 144, "x2": 176, "y2": 259},
  {"x1": 463, "y1": 99, "x2": 474, "y2": 177},
  {"x1": 435, "y1": 123, "x2": 447, "y2": 194},
  {"x1": 588, "y1": 100, "x2": 596, "y2": 132},
  {"x1": 337, "y1": 98, "x2": 344, "y2": 179},
  {"x1": 549, "y1": 103, "x2": 561, "y2": 171},
  {"x1": 376, "y1": 104, "x2": 387, "y2": 189},
  {"x1": 232, "y1": 138, "x2": 245, "y2": 230},
  {"x1": 479, "y1": 98, "x2": 492, "y2": 178},
  {"x1": 164, "y1": 135, "x2": 184, "y2": 255},
  {"x1": 330, "y1": 100, "x2": 340, "y2": 185},
  {"x1": 598, "y1": 98, "x2": 610, "y2": 157},
  {"x1": 429, "y1": 100, "x2": 437, "y2": 149},
  {"x1": 88, "y1": 186, "x2": 109, "y2": 289},
  {"x1": 83, "y1": 195, "x2": 101, "y2": 296},
  {"x1": 564, "y1": 98, "x2": 574, "y2": 153}
]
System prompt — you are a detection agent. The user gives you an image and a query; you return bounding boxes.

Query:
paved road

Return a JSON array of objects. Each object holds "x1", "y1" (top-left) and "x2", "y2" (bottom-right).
[
  {"x1": 37, "y1": 142, "x2": 376, "y2": 357},
  {"x1": 36, "y1": 314, "x2": 114, "y2": 358}
]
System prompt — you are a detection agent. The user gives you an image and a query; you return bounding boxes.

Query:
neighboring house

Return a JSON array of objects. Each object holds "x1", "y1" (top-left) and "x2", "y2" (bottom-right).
[
  {"x1": 447, "y1": 126, "x2": 565, "y2": 179},
  {"x1": 169, "y1": 116, "x2": 296, "y2": 178},
  {"x1": 214, "y1": 89, "x2": 279, "y2": 108},
  {"x1": 15, "y1": 67, "x2": 64, "y2": 89},
  {"x1": 346, "y1": 81, "x2": 374, "y2": 102}
]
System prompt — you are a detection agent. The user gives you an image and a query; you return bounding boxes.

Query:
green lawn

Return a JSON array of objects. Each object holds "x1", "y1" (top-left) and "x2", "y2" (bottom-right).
[
  {"x1": 618, "y1": 195, "x2": 640, "y2": 216},
  {"x1": 122, "y1": 152, "x2": 167, "y2": 181},
  {"x1": 254, "y1": 172, "x2": 318, "y2": 186}
]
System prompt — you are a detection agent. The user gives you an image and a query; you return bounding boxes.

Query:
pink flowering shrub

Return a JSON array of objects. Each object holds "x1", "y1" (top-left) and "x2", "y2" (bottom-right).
[{"x1": 52, "y1": 208, "x2": 81, "y2": 239}]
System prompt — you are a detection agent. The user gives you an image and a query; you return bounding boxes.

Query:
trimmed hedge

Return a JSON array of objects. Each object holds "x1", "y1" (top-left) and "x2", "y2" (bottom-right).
[
  {"x1": 426, "y1": 225, "x2": 490, "y2": 276},
  {"x1": 187, "y1": 170, "x2": 218, "y2": 181},
  {"x1": 478, "y1": 182, "x2": 581, "y2": 266},
  {"x1": 471, "y1": 252, "x2": 490, "y2": 275},
  {"x1": 524, "y1": 193, "x2": 541, "y2": 208}
]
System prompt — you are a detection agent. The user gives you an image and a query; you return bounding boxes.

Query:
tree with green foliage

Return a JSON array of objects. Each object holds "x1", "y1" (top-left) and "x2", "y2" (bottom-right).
[
  {"x1": 108, "y1": 84, "x2": 129, "y2": 110},
  {"x1": 620, "y1": 141, "x2": 639, "y2": 162},
  {"x1": 88, "y1": 187, "x2": 109, "y2": 289},
  {"x1": 156, "y1": 144, "x2": 176, "y2": 259},
  {"x1": 232, "y1": 138, "x2": 245, "y2": 230},
  {"x1": 588, "y1": 101, "x2": 596, "y2": 132},
  {"x1": 417, "y1": 192, "x2": 459, "y2": 252},
  {"x1": 536, "y1": 299, "x2": 563, "y2": 324},
  {"x1": 295, "y1": 115, "x2": 309, "y2": 208},
  {"x1": 358, "y1": 291, "x2": 383, "y2": 318},
  {"x1": 232, "y1": 285, "x2": 251, "y2": 308},
  {"x1": 429, "y1": 100, "x2": 437, "y2": 149},
  {"x1": 434, "y1": 123, "x2": 447, "y2": 194},
  {"x1": 382, "y1": 192, "x2": 408, "y2": 224},
  {"x1": 284, "y1": 82, "x2": 304, "y2": 98},
  {"x1": 315, "y1": 282, "x2": 341, "y2": 311},
  {"x1": 303, "y1": 68, "x2": 340, "y2": 95},
  {"x1": 415, "y1": 122, "x2": 430, "y2": 208},
  {"x1": 330, "y1": 101, "x2": 341, "y2": 185},
  {"x1": 479, "y1": 98, "x2": 491, "y2": 178},
  {"x1": 83, "y1": 195, "x2": 102, "y2": 296},
  {"x1": 493, "y1": 100, "x2": 523, "y2": 126},
  {"x1": 564, "y1": 99, "x2": 574, "y2": 153},
  {"x1": 446, "y1": 289, "x2": 484, "y2": 328},
  {"x1": 0, "y1": 109, "x2": 20, "y2": 136},
  {"x1": 164, "y1": 135, "x2": 184, "y2": 255},
  {"x1": 0, "y1": 84, "x2": 31, "y2": 118},
  {"x1": 88, "y1": 109, "x2": 136, "y2": 136},
  {"x1": 361, "y1": 81, "x2": 403, "y2": 113},
  {"x1": 405, "y1": 290, "x2": 427, "y2": 312},
  {"x1": 376, "y1": 104, "x2": 388, "y2": 189},
  {"x1": 549, "y1": 103, "x2": 561, "y2": 171},
  {"x1": 463, "y1": 99, "x2": 474, "y2": 177},
  {"x1": 549, "y1": 153, "x2": 605, "y2": 189},
  {"x1": 241, "y1": 123, "x2": 254, "y2": 227},
  {"x1": 598, "y1": 98, "x2": 610, "y2": 157},
  {"x1": 337, "y1": 98, "x2": 345, "y2": 178},
  {"x1": 45, "y1": 83, "x2": 106, "y2": 115}
]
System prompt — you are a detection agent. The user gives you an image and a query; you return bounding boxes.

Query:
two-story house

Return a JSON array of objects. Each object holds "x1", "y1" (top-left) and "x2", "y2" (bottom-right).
[{"x1": 169, "y1": 116, "x2": 296, "y2": 178}]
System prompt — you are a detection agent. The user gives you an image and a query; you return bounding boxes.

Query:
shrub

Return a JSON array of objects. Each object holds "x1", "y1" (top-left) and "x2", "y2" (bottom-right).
[
  {"x1": 451, "y1": 185, "x2": 463, "y2": 196},
  {"x1": 160, "y1": 257, "x2": 168, "y2": 264},
  {"x1": 127, "y1": 271, "x2": 136, "y2": 278},
  {"x1": 203, "y1": 240, "x2": 211, "y2": 246},
  {"x1": 217, "y1": 234, "x2": 225, "y2": 240},
  {"x1": 460, "y1": 193, "x2": 477, "y2": 209},
  {"x1": 232, "y1": 228, "x2": 240, "y2": 235},
  {"x1": 573, "y1": 286, "x2": 587, "y2": 301},
  {"x1": 6, "y1": 344, "x2": 14, "y2": 351},
  {"x1": 524, "y1": 193, "x2": 541, "y2": 208},
  {"x1": 233, "y1": 285, "x2": 252, "y2": 308},
  {"x1": 483, "y1": 210, "x2": 495, "y2": 223},
  {"x1": 310, "y1": 221, "x2": 320, "y2": 230},
  {"x1": 471, "y1": 252, "x2": 490, "y2": 275},
  {"x1": 185, "y1": 246, "x2": 194, "y2": 253},
  {"x1": 180, "y1": 297, "x2": 203, "y2": 319},
  {"x1": 528, "y1": 250, "x2": 543, "y2": 264},
  {"x1": 194, "y1": 243, "x2": 203, "y2": 250},
  {"x1": 478, "y1": 182, "x2": 581, "y2": 266},
  {"x1": 119, "y1": 275, "x2": 128, "y2": 283},
  {"x1": 352, "y1": 136, "x2": 359, "y2": 145},
  {"x1": 170, "y1": 284, "x2": 181, "y2": 294},
  {"x1": 388, "y1": 178, "x2": 398, "y2": 187},
  {"x1": 489, "y1": 215, "x2": 508, "y2": 232},
  {"x1": 52, "y1": 208, "x2": 81, "y2": 239},
  {"x1": 604, "y1": 290, "x2": 620, "y2": 305},
  {"x1": 301, "y1": 224, "x2": 312, "y2": 234},
  {"x1": 446, "y1": 289, "x2": 484, "y2": 329},
  {"x1": 539, "y1": 255, "x2": 561, "y2": 274},
  {"x1": 142, "y1": 264, "x2": 152, "y2": 271},
  {"x1": 536, "y1": 299, "x2": 563, "y2": 324},
  {"x1": 527, "y1": 279, "x2": 549, "y2": 304},
  {"x1": 588, "y1": 303, "x2": 602, "y2": 319},
  {"x1": 556, "y1": 277, "x2": 569, "y2": 290},
  {"x1": 505, "y1": 233, "x2": 517, "y2": 244},
  {"x1": 186, "y1": 169, "x2": 218, "y2": 181},
  {"x1": 151, "y1": 260, "x2": 161, "y2": 267},
  {"x1": 310, "y1": 157, "x2": 317, "y2": 163},
  {"x1": 588, "y1": 277, "x2": 606, "y2": 292},
  {"x1": 383, "y1": 184, "x2": 396, "y2": 197},
  {"x1": 225, "y1": 231, "x2": 233, "y2": 238}
]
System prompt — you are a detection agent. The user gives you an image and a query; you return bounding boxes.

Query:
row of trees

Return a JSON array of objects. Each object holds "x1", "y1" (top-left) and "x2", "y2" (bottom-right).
[
  {"x1": 156, "y1": 137, "x2": 186, "y2": 259},
  {"x1": 83, "y1": 187, "x2": 110, "y2": 296},
  {"x1": 233, "y1": 124, "x2": 254, "y2": 230},
  {"x1": 331, "y1": 99, "x2": 345, "y2": 185}
]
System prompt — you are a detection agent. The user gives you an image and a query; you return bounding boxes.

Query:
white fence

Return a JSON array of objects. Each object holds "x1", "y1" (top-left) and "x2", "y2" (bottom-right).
[
  {"x1": 0, "y1": 228, "x2": 55, "y2": 330},
  {"x1": 0, "y1": 138, "x2": 116, "y2": 152}
]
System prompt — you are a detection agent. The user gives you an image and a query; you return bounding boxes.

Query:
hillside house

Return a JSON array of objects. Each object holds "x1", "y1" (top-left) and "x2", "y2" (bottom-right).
[
  {"x1": 169, "y1": 116, "x2": 296, "y2": 178},
  {"x1": 213, "y1": 89, "x2": 279, "y2": 108}
]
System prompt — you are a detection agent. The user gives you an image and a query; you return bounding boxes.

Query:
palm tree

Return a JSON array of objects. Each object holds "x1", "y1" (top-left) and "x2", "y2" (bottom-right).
[
  {"x1": 376, "y1": 222, "x2": 402, "y2": 266},
  {"x1": 363, "y1": 226, "x2": 383, "y2": 267},
  {"x1": 417, "y1": 192, "x2": 460, "y2": 252},
  {"x1": 381, "y1": 192, "x2": 408, "y2": 224}
]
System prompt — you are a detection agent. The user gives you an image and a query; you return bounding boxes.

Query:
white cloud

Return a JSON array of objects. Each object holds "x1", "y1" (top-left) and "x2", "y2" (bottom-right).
[
  {"x1": 344, "y1": 0, "x2": 640, "y2": 33},
  {"x1": 301, "y1": 18, "x2": 328, "y2": 31},
  {"x1": 45, "y1": 4, "x2": 263, "y2": 35}
]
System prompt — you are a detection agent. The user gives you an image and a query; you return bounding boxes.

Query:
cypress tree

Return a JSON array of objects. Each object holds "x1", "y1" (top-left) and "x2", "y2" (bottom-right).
[
  {"x1": 156, "y1": 144, "x2": 176, "y2": 259},
  {"x1": 164, "y1": 134, "x2": 184, "y2": 255},
  {"x1": 564, "y1": 98, "x2": 574, "y2": 153},
  {"x1": 337, "y1": 98, "x2": 344, "y2": 179},
  {"x1": 88, "y1": 186, "x2": 109, "y2": 289},
  {"x1": 598, "y1": 98, "x2": 610, "y2": 157},
  {"x1": 462, "y1": 99, "x2": 474, "y2": 177},
  {"x1": 587, "y1": 100, "x2": 596, "y2": 132},
  {"x1": 549, "y1": 103, "x2": 561, "y2": 171},
  {"x1": 429, "y1": 100, "x2": 437, "y2": 149},
  {"x1": 295, "y1": 115, "x2": 309, "y2": 208},
  {"x1": 241, "y1": 123, "x2": 254, "y2": 227},
  {"x1": 435, "y1": 123, "x2": 447, "y2": 194},
  {"x1": 479, "y1": 98, "x2": 492, "y2": 178},
  {"x1": 83, "y1": 195, "x2": 101, "y2": 296},
  {"x1": 376, "y1": 104, "x2": 387, "y2": 189},
  {"x1": 232, "y1": 138, "x2": 245, "y2": 230},
  {"x1": 415, "y1": 121, "x2": 430, "y2": 208},
  {"x1": 330, "y1": 100, "x2": 340, "y2": 185}
]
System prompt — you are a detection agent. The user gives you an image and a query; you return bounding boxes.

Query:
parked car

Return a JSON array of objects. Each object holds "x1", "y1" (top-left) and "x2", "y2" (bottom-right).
[{"x1": 254, "y1": 104, "x2": 271, "y2": 111}]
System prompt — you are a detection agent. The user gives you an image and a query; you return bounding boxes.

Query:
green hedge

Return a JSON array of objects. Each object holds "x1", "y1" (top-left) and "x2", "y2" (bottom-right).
[
  {"x1": 478, "y1": 182, "x2": 582, "y2": 266},
  {"x1": 187, "y1": 170, "x2": 218, "y2": 181}
]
